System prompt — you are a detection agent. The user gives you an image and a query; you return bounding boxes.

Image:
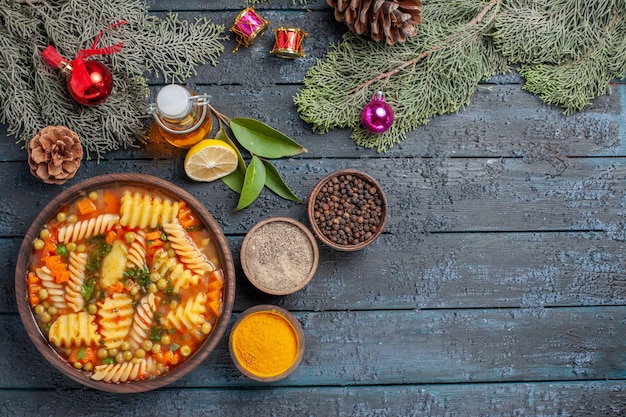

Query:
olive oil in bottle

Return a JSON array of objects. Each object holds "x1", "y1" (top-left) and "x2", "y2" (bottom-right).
[{"x1": 148, "y1": 85, "x2": 213, "y2": 148}]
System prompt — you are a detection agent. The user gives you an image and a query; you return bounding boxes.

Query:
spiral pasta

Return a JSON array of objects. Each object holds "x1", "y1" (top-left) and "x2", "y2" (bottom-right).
[
  {"x1": 48, "y1": 311, "x2": 101, "y2": 348},
  {"x1": 97, "y1": 293, "x2": 134, "y2": 349},
  {"x1": 151, "y1": 248, "x2": 200, "y2": 293},
  {"x1": 36, "y1": 267, "x2": 69, "y2": 310},
  {"x1": 57, "y1": 214, "x2": 120, "y2": 243},
  {"x1": 161, "y1": 292, "x2": 208, "y2": 334},
  {"x1": 127, "y1": 293, "x2": 159, "y2": 351},
  {"x1": 90, "y1": 357, "x2": 158, "y2": 383},
  {"x1": 163, "y1": 221, "x2": 215, "y2": 276},
  {"x1": 119, "y1": 192, "x2": 180, "y2": 229},
  {"x1": 26, "y1": 184, "x2": 227, "y2": 385},
  {"x1": 65, "y1": 252, "x2": 88, "y2": 312},
  {"x1": 126, "y1": 230, "x2": 147, "y2": 269}
]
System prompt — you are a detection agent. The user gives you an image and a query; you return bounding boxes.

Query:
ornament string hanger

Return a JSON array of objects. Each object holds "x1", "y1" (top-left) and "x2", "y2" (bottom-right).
[{"x1": 42, "y1": 21, "x2": 127, "y2": 106}]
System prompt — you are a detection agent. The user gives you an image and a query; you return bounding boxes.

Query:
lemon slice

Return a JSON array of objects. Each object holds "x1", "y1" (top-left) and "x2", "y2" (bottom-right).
[{"x1": 184, "y1": 139, "x2": 239, "y2": 182}]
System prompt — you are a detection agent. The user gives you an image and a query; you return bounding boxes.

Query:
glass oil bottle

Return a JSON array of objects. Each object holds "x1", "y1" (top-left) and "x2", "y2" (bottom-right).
[{"x1": 147, "y1": 85, "x2": 213, "y2": 148}]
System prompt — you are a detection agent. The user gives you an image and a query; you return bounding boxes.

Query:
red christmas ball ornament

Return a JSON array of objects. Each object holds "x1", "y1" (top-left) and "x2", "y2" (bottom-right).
[
  {"x1": 41, "y1": 21, "x2": 125, "y2": 106},
  {"x1": 361, "y1": 91, "x2": 394, "y2": 134},
  {"x1": 64, "y1": 57, "x2": 113, "y2": 106}
]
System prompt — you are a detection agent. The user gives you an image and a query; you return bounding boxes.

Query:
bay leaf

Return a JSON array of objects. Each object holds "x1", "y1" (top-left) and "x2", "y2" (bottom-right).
[
  {"x1": 235, "y1": 155, "x2": 266, "y2": 211},
  {"x1": 262, "y1": 159, "x2": 301, "y2": 202},
  {"x1": 216, "y1": 127, "x2": 247, "y2": 194},
  {"x1": 230, "y1": 118, "x2": 307, "y2": 159}
]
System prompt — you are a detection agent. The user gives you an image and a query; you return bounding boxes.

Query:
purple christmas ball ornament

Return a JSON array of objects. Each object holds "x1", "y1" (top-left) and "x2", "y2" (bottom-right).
[{"x1": 360, "y1": 91, "x2": 394, "y2": 134}]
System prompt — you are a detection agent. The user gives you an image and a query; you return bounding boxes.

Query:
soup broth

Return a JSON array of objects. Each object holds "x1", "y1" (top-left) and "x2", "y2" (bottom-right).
[{"x1": 25, "y1": 185, "x2": 225, "y2": 383}]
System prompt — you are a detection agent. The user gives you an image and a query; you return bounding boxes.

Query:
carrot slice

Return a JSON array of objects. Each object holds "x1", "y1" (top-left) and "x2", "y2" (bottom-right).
[
  {"x1": 145, "y1": 230, "x2": 163, "y2": 241},
  {"x1": 105, "y1": 230, "x2": 117, "y2": 245},
  {"x1": 76, "y1": 198, "x2": 97, "y2": 216},
  {"x1": 154, "y1": 350, "x2": 180, "y2": 366},
  {"x1": 102, "y1": 191, "x2": 120, "y2": 214}
]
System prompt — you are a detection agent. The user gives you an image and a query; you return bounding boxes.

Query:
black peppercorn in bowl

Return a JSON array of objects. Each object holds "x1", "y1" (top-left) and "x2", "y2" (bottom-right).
[{"x1": 307, "y1": 169, "x2": 387, "y2": 251}]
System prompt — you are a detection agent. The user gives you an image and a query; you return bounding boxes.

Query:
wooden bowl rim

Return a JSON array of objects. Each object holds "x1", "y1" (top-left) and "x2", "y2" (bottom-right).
[
  {"x1": 240, "y1": 216, "x2": 319, "y2": 295},
  {"x1": 307, "y1": 169, "x2": 387, "y2": 251},
  {"x1": 228, "y1": 304, "x2": 305, "y2": 383},
  {"x1": 14, "y1": 173, "x2": 236, "y2": 393}
]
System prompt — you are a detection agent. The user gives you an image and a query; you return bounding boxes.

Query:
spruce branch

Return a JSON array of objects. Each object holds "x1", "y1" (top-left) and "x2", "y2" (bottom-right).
[
  {"x1": 294, "y1": 0, "x2": 507, "y2": 152},
  {"x1": 0, "y1": 0, "x2": 227, "y2": 158},
  {"x1": 296, "y1": 0, "x2": 626, "y2": 151},
  {"x1": 350, "y1": 0, "x2": 501, "y2": 94},
  {"x1": 495, "y1": 0, "x2": 626, "y2": 114}
]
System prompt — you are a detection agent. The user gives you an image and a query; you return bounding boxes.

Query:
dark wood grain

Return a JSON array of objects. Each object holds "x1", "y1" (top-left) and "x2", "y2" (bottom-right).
[
  {"x1": 2, "y1": 0, "x2": 625, "y2": 414},
  {"x1": 2, "y1": 307, "x2": 625, "y2": 389},
  {"x1": 2, "y1": 381, "x2": 624, "y2": 417}
]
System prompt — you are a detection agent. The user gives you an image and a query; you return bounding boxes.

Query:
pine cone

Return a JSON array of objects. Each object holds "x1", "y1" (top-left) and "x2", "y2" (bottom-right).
[
  {"x1": 328, "y1": 0, "x2": 422, "y2": 46},
  {"x1": 28, "y1": 126, "x2": 83, "y2": 185}
]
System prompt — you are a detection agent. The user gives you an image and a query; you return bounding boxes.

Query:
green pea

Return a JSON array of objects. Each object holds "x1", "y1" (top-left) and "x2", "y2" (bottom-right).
[
  {"x1": 38, "y1": 288, "x2": 49, "y2": 300},
  {"x1": 39, "y1": 229, "x2": 50, "y2": 240},
  {"x1": 33, "y1": 239, "x2": 45, "y2": 251},
  {"x1": 148, "y1": 283, "x2": 158, "y2": 294},
  {"x1": 156, "y1": 278, "x2": 168, "y2": 291},
  {"x1": 40, "y1": 312, "x2": 52, "y2": 323},
  {"x1": 151, "y1": 344, "x2": 162, "y2": 354},
  {"x1": 56, "y1": 212, "x2": 67, "y2": 222},
  {"x1": 201, "y1": 322, "x2": 212, "y2": 335},
  {"x1": 66, "y1": 242, "x2": 77, "y2": 252},
  {"x1": 123, "y1": 350, "x2": 133, "y2": 361},
  {"x1": 108, "y1": 348, "x2": 119, "y2": 358},
  {"x1": 83, "y1": 362, "x2": 93, "y2": 372},
  {"x1": 47, "y1": 306, "x2": 58, "y2": 316},
  {"x1": 135, "y1": 348, "x2": 146, "y2": 359},
  {"x1": 34, "y1": 304, "x2": 45, "y2": 315},
  {"x1": 97, "y1": 348, "x2": 108, "y2": 359},
  {"x1": 179, "y1": 345, "x2": 191, "y2": 357},
  {"x1": 89, "y1": 191, "x2": 99, "y2": 201},
  {"x1": 124, "y1": 231, "x2": 136, "y2": 244},
  {"x1": 67, "y1": 214, "x2": 78, "y2": 224},
  {"x1": 115, "y1": 352, "x2": 124, "y2": 364},
  {"x1": 141, "y1": 340, "x2": 153, "y2": 352},
  {"x1": 120, "y1": 341, "x2": 131, "y2": 351},
  {"x1": 160, "y1": 334, "x2": 171, "y2": 345},
  {"x1": 73, "y1": 362, "x2": 83, "y2": 370},
  {"x1": 87, "y1": 303, "x2": 97, "y2": 315}
]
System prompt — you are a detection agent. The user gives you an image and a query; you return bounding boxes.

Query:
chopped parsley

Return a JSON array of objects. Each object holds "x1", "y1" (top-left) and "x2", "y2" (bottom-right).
[{"x1": 80, "y1": 278, "x2": 95, "y2": 302}]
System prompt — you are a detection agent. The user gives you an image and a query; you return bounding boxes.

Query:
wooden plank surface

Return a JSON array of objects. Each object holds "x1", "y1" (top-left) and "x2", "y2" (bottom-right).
[
  {"x1": 2, "y1": 307, "x2": 625, "y2": 389},
  {"x1": 1, "y1": 0, "x2": 626, "y2": 415}
]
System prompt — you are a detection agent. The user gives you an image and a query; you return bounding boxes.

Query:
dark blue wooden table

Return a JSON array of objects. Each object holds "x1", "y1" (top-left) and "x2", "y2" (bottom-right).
[{"x1": 1, "y1": 1, "x2": 626, "y2": 415}]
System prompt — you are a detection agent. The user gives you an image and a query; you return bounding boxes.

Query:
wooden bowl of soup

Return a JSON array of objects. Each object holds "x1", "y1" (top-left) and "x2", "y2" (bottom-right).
[{"x1": 14, "y1": 173, "x2": 236, "y2": 393}]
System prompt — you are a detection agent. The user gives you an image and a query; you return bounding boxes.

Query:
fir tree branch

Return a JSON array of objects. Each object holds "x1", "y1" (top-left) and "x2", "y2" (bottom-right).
[
  {"x1": 295, "y1": 0, "x2": 507, "y2": 152},
  {"x1": 350, "y1": 0, "x2": 501, "y2": 94},
  {"x1": 0, "y1": 0, "x2": 227, "y2": 158}
]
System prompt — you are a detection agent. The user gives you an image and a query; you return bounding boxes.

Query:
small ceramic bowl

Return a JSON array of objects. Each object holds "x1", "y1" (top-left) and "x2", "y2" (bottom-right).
[
  {"x1": 229, "y1": 305, "x2": 305, "y2": 382},
  {"x1": 240, "y1": 217, "x2": 319, "y2": 295},
  {"x1": 307, "y1": 169, "x2": 387, "y2": 251}
]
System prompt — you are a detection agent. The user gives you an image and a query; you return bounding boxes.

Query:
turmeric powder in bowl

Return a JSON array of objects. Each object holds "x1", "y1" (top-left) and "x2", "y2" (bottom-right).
[{"x1": 229, "y1": 305, "x2": 304, "y2": 382}]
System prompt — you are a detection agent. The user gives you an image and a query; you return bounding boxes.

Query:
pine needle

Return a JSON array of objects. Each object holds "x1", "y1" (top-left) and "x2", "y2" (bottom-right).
[
  {"x1": 294, "y1": 0, "x2": 507, "y2": 152},
  {"x1": 0, "y1": 0, "x2": 227, "y2": 159},
  {"x1": 295, "y1": 0, "x2": 626, "y2": 152}
]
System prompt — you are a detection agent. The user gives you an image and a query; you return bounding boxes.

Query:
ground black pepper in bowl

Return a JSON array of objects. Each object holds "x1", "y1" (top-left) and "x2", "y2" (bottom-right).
[{"x1": 308, "y1": 169, "x2": 387, "y2": 251}]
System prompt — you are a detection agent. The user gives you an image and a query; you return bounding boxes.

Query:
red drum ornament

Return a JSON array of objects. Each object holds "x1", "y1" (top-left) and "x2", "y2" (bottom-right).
[
  {"x1": 230, "y1": 7, "x2": 270, "y2": 52},
  {"x1": 42, "y1": 21, "x2": 125, "y2": 106},
  {"x1": 270, "y1": 27, "x2": 307, "y2": 59},
  {"x1": 361, "y1": 91, "x2": 394, "y2": 134}
]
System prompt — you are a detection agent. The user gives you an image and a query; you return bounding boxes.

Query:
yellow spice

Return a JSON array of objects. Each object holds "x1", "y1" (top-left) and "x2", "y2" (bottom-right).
[{"x1": 232, "y1": 311, "x2": 298, "y2": 377}]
